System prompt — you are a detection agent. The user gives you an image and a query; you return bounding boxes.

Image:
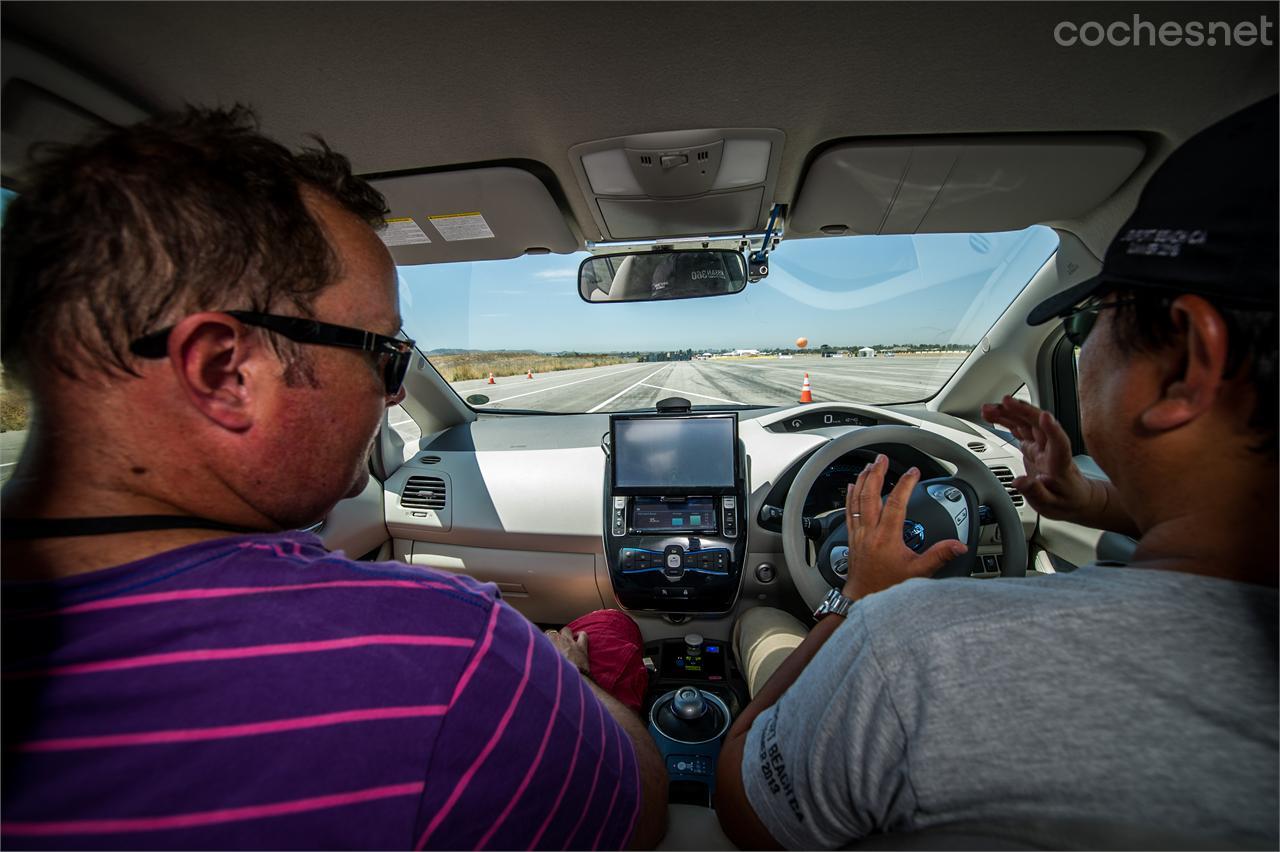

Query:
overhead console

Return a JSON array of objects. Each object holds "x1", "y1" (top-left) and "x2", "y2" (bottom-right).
[
  {"x1": 604, "y1": 413, "x2": 746, "y2": 614},
  {"x1": 569, "y1": 128, "x2": 785, "y2": 240}
]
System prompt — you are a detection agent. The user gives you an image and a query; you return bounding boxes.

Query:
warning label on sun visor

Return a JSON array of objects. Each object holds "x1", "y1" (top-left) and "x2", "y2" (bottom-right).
[
  {"x1": 380, "y1": 217, "x2": 432, "y2": 246},
  {"x1": 428, "y1": 212, "x2": 496, "y2": 241}
]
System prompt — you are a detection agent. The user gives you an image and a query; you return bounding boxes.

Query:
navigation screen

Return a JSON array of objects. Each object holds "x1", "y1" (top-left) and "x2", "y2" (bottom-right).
[
  {"x1": 633, "y1": 497, "x2": 717, "y2": 533},
  {"x1": 612, "y1": 416, "x2": 736, "y2": 491}
]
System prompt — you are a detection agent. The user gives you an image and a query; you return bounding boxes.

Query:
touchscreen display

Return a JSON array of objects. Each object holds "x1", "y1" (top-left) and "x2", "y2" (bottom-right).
[
  {"x1": 613, "y1": 416, "x2": 736, "y2": 490},
  {"x1": 633, "y1": 497, "x2": 717, "y2": 532}
]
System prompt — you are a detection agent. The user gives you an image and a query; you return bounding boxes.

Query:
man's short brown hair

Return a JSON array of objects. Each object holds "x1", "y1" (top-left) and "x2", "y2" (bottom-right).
[{"x1": 1, "y1": 105, "x2": 388, "y2": 385}]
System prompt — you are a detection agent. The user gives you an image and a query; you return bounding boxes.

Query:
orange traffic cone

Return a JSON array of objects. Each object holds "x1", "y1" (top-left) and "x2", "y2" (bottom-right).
[
  {"x1": 526, "y1": 369, "x2": 534, "y2": 379},
  {"x1": 487, "y1": 372, "x2": 496, "y2": 385},
  {"x1": 799, "y1": 373, "x2": 813, "y2": 404}
]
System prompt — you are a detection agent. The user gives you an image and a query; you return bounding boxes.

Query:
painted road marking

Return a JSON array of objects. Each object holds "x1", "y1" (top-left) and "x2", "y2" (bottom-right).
[
  {"x1": 481, "y1": 364, "x2": 651, "y2": 405},
  {"x1": 586, "y1": 367, "x2": 668, "y2": 413},
  {"x1": 638, "y1": 383, "x2": 744, "y2": 405}
]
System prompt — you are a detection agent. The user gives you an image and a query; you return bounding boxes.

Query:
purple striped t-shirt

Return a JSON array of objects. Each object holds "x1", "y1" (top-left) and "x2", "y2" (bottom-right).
[{"x1": 1, "y1": 531, "x2": 640, "y2": 850}]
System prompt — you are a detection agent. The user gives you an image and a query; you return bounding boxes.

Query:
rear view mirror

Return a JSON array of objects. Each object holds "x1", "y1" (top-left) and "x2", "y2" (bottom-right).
[{"x1": 579, "y1": 249, "x2": 748, "y2": 303}]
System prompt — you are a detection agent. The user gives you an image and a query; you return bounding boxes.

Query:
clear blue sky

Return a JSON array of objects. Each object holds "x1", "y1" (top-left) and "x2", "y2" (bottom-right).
[{"x1": 406, "y1": 226, "x2": 1058, "y2": 353}]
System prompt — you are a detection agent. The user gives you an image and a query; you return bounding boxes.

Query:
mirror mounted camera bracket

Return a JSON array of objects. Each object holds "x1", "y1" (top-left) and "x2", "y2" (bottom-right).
[{"x1": 747, "y1": 204, "x2": 785, "y2": 283}]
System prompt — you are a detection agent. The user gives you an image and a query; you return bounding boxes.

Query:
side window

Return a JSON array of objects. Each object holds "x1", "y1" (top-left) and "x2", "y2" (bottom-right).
[
  {"x1": 1012, "y1": 384, "x2": 1033, "y2": 403},
  {"x1": 1, "y1": 188, "x2": 28, "y2": 486},
  {"x1": 1049, "y1": 334, "x2": 1087, "y2": 456},
  {"x1": 1, "y1": 377, "x2": 29, "y2": 485},
  {"x1": 388, "y1": 404, "x2": 421, "y2": 446}
]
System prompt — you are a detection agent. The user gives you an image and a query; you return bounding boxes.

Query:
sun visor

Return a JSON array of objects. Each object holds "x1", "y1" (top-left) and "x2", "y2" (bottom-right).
[
  {"x1": 369, "y1": 167, "x2": 578, "y2": 264},
  {"x1": 789, "y1": 136, "x2": 1145, "y2": 237},
  {"x1": 569, "y1": 129, "x2": 785, "y2": 240},
  {"x1": 2, "y1": 38, "x2": 148, "y2": 178}
]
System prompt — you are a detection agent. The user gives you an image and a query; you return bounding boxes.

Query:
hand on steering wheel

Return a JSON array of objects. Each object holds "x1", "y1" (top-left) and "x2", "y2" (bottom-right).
[{"x1": 843, "y1": 454, "x2": 968, "y2": 602}]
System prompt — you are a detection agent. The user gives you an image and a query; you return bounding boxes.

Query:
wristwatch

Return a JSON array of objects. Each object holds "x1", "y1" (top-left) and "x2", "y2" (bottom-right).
[{"x1": 813, "y1": 587, "x2": 856, "y2": 620}]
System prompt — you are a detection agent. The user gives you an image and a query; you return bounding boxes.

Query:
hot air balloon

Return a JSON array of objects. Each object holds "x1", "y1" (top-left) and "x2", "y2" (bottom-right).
[{"x1": 795, "y1": 337, "x2": 809, "y2": 350}]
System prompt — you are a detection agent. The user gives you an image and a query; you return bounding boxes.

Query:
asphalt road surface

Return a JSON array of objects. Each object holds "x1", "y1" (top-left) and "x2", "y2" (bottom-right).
[
  {"x1": 0, "y1": 429, "x2": 27, "y2": 485},
  {"x1": 437, "y1": 354, "x2": 966, "y2": 419}
]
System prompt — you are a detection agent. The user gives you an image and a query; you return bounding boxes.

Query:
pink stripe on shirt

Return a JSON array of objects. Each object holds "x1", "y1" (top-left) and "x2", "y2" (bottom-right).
[
  {"x1": 476, "y1": 647, "x2": 565, "y2": 849},
  {"x1": 4, "y1": 634, "x2": 475, "y2": 679},
  {"x1": 23, "y1": 579, "x2": 461, "y2": 617},
  {"x1": 592, "y1": 717, "x2": 626, "y2": 849},
  {"x1": 529, "y1": 675, "x2": 588, "y2": 848},
  {"x1": 448, "y1": 601, "x2": 501, "y2": 706},
  {"x1": 416, "y1": 614, "x2": 536, "y2": 850},
  {"x1": 0, "y1": 782, "x2": 424, "y2": 836},
  {"x1": 13, "y1": 705, "x2": 449, "y2": 752},
  {"x1": 562, "y1": 687, "x2": 608, "y2": 850},
  {"x1": 624, "y1": 734, "x2": 642, "y2": 847}
]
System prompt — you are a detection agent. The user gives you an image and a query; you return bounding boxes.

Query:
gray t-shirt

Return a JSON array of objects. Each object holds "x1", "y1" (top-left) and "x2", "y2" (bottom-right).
[{"x1": 743, "y1": 565, "x2": 1279, "y2": 848}]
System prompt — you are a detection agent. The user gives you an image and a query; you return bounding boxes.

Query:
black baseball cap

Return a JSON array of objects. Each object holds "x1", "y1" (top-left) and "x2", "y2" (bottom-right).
[{"x1": 1028, "y1": 94, "x2": 1279, "y2": 326}]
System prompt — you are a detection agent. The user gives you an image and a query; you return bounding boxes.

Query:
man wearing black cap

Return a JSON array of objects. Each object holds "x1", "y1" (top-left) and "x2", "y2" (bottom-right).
[{"x1": 716, "y1": 96, "x2": 1278, "y2": 849}]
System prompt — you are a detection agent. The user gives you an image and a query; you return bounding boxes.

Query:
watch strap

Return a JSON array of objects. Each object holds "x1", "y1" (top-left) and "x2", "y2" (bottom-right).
[{"x1": 814, "y1": 587, "x2": 855, "y2": 619}]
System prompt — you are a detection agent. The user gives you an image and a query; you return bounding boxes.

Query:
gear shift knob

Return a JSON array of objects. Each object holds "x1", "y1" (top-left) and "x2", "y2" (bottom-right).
[{"x1": 672, "y1": 686, "x2": 708, "y2": 720}]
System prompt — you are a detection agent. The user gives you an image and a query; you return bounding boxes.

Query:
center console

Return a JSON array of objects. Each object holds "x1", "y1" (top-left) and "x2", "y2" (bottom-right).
[
  {"x1": 643, "y1": 633, "x2": 748, "y2": 807},
  {"x1": 603, "y1": 412, "x2": 747, "y2": 614}
]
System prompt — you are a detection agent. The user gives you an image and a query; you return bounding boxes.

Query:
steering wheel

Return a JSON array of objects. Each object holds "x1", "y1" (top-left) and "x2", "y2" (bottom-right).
[{"x1": 782, "y1": 425, "x2": 1028, "y2": 612}]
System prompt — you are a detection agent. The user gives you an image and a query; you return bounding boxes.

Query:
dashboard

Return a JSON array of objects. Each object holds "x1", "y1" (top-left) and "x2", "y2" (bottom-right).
[{"x1": 382, "y1": 402, "x2": 1033, "y2": 631}]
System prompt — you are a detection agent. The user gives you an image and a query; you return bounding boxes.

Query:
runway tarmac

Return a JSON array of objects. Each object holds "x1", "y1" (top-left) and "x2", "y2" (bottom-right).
[{"x1": 429, "y1": 353, "x2": 967, "y2": 421}]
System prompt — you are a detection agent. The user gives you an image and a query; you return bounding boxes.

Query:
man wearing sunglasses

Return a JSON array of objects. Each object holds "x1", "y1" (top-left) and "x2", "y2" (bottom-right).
[
  {"x1": 1, "y1": 108, "x2": 666, "y2": 850},
  {"x1": 716, "y1": 96, "x2": 1277, "y2": 849}
]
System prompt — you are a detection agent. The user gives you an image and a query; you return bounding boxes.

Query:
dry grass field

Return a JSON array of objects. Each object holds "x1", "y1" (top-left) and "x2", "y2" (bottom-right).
[
  {"x1": 428, "y1": 352, "x2": 637, "y2": 382},
  {"x1": 0, "y1": 382, "x2": 29, "y2": 432}
]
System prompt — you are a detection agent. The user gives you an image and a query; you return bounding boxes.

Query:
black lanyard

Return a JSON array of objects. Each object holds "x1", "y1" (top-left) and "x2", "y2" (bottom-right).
[{"x1": 2, "y1": 516, "x2": 259, "y2": 540}]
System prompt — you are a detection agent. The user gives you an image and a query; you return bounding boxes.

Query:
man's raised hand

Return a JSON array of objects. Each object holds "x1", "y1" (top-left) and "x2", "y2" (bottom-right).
[{"x1": 981, "y1": 395, "x2": 1104, "y2": 522}]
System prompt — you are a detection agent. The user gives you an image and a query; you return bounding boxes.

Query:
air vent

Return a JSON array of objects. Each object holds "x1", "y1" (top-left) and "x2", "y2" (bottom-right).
[
  {"x1": 418, "y1": 455, "x2": 442, "y2": 465},
  {"x1": 697, "y1": 150, "x2": 709, "y2": 161},
  {"x1": 967, "y1": 441, "x2": 987, "y2": 453},
  {"x1": 987, "y1": 466, "x2": 1025, "y2": 506},
  {"x1": 639, "y1": 154, "x2": 652, "y2": 166},
  {"x1": 401, "y1": 476, "x2": 446, "y2": 510}
]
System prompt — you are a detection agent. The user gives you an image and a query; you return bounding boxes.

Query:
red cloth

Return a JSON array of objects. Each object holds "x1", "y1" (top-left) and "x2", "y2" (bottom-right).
[{"x1": 565, "y1": 609, "x2": 649, "y2": 712}]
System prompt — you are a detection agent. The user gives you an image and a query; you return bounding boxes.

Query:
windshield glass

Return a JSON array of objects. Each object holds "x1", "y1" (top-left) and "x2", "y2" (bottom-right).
[{"x1": 397, "y1": 225, "x2": 1058, "y2": 413}]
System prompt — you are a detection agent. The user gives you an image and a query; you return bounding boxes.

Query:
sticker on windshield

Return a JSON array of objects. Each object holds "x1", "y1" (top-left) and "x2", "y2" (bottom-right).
[
  {"x1": 380, "y1": 217, "x2": 432, "y2": 246},
  {"x1": 428, "y1": 212, "x2": 495, "y2": 241}
]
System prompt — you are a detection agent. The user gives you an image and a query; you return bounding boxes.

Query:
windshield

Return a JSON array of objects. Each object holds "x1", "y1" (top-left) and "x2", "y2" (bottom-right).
[{"x1": 397, "y1": 226, "x2": 1058, "y2": 413}]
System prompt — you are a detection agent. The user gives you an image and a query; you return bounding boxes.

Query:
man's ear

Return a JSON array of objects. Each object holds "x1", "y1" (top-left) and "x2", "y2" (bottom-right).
[
  {"x1": 1139, "y1": 294, "x2": 1230, "y2": 433},
  {"x1": 166, "y1": 312, "x2": 259, "y2": 431}
]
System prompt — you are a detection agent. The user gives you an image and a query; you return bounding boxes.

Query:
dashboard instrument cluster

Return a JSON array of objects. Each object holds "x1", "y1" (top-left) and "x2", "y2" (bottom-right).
[{"x1": 765, "y1": 410, "x2": 878, "y2": 433}]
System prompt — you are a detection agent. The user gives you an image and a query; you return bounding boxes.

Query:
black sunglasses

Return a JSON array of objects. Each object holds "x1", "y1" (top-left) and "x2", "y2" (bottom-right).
[
  {"x1": 129, "y1": 310, "x2": 416, "y2": 395},
  {"x1": 1060, "y1": 298, "x2": 1141, "y2": 347}
]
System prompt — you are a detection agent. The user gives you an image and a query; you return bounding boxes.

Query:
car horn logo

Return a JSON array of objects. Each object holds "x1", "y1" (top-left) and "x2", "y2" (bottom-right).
[{"x1": 902, "y1": 520, "x2": 926, "y2": 552}]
